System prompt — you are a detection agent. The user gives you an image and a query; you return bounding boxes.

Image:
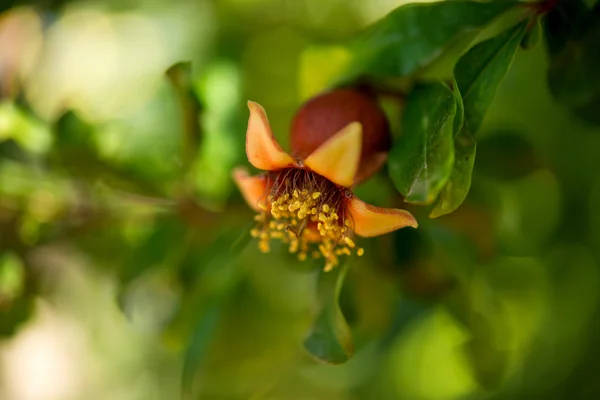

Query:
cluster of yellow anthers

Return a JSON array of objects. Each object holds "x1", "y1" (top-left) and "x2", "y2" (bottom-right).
[{"x1": 250, "y1": 188, "x2": 363, "y2": 271}]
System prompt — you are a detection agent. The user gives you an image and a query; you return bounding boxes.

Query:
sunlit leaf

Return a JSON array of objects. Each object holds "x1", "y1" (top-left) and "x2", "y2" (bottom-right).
[
  {"x1": 303, "y1": 263, "x2": 354, "y2": 364},
  {"x1": 347, "y1": 0, "x2": 519, "y2": 78},
  {"x1": 388, "y1": 82, "x2": 456, "y2": 204}
]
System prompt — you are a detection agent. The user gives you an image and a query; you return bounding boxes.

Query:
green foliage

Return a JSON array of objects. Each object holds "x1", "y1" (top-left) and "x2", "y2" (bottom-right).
[
  {"x1": 388, "y1": 82, "x2": 457, "y2": 204},
  {"x1": 455, "y1": 22, "x2": 527, "y2": 136},
  {"x1": 430, "y1": 131, "x2": 476, "y2": 218},
  {"x1": 2, "y1": 0, "x2": 600, "y2": 399},
  {"x1": 430, "y1": 21, "x2": 527, "y2": 217},
  {"x1": 348, "y1": 0, "x2": 519, "y2": 78},
  {"x1": 303, "y1": 263, "x2": 354, "y2": 364}
]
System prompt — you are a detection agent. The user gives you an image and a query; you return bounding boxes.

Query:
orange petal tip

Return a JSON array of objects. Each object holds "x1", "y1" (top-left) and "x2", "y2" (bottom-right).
[
  {"x1": 348, "y1": 197, "x2": 417, "y2": 237},
  {"x1": 246, "y1": 101, "x2": 294, "y2": 171}
]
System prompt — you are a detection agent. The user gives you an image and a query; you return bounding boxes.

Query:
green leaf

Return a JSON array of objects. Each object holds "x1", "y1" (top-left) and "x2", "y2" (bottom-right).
[
  {"x1": 452, "y1": 79, "x2": 465, "y2": 136},
  {"x1": 303, "y1": 263, "x2": 354, "y2": 364},
  {"x1": 430, "y1": 22, "x2": 526, "y2": 217},
  {"x1": 348, "y1": 0, "x2": 519, "y2": 78},
  {"x1": 545, "y1": 2, "x2": 600, "y2": 123},
  {"x1": 388, "y1": 82, "x2": 457, "y2": 204},
  {"x1": 430, "y1": 132, "x2": 476, "y2": 218},
  {"x1": 455, "y1": 21, "x2": 528, "y2": 135}
]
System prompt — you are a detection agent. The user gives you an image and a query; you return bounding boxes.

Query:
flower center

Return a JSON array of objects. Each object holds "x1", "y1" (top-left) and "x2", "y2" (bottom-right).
[{"x1": 251, "y1": 168, "x2": 363, "y2": 271}]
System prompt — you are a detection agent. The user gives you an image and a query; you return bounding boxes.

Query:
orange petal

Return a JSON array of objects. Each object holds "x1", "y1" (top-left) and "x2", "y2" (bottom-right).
[
  {"x1": 347, "y1": 197, "x2": 417, "y2": 237},
  {"x1": 232, "y1": 167, "x2": 269, "y2": 211},
  {"x1": 304, "y1": 121, "x2": 362, "y2": 187},
  {"x1": 246, "y1": 101, "x2": 294, "y2": 171}
]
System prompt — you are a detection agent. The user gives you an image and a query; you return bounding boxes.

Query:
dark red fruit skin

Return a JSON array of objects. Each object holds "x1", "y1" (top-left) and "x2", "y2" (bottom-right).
[{"x1": 290, "y1": 89, "x2": 391, "y2": 161}]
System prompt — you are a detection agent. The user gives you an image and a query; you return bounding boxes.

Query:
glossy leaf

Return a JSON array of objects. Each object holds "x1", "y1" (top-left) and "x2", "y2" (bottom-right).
[
  {"x1": 348, "y1": 0, "x2": 518, "y2": 78},
  {"x1": 455, "y1": 21, "x2": 528, "y2": 136},
  {"x1": 388, "y1": 82, "x2": 456, "y2": 205},
  {"x1": 430, "y1": 132, "x2": 476, "y2": 218},
  {"x1": 430, "y1": 22, "x2": 526, "y2": 217},
  {"x1": 303, "y1": 263, "x2": 354, "y2": 364}
]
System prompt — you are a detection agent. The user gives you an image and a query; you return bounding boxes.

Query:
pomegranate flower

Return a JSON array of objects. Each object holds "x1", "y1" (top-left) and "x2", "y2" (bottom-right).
[{"x1": 233, "y1": 101, "x2": 417, "y2": 271}]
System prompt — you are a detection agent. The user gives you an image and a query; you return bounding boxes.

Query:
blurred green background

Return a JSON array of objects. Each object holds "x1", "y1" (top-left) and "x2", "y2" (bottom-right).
[{"x1": 1, "y1": 0, "x2": 600, "y2": 399}]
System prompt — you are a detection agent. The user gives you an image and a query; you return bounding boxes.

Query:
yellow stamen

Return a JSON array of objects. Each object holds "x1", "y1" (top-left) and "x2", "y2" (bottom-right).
[
  {"x1": 248, "y1": 170, "x2": 362, "y2": 271},
  {"x1": 344, "y1": 237, "x2": 355, "y2": 248}
]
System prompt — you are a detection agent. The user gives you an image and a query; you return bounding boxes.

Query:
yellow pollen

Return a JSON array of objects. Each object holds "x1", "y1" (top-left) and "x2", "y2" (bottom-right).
[
  {"x1": 249, "y1": 171, "x2": 363, "y2": 271},
  {"x1": 357, "y1": 248, "x2": 364, "y2": 256},
  {"x1": 344, "y1": 237, "x2": 355, "y2": 248}
]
